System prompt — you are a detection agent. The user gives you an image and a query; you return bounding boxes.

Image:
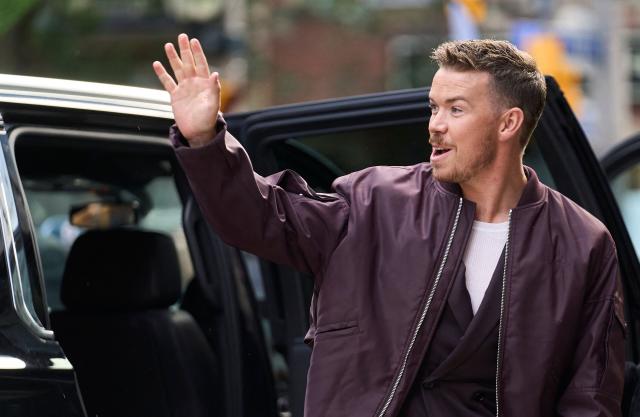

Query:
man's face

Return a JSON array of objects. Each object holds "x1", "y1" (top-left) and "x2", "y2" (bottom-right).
[{"x1": 428, "y1": 68, "x2": 502, "y2": 184}]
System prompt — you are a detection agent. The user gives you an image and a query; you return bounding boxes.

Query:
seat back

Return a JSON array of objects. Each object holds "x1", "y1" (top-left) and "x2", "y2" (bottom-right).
[{"x1": 51, "y1": 229, "x2": 221, "y2": 417}]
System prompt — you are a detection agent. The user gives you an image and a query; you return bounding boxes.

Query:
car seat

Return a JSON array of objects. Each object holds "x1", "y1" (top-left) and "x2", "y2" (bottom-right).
[{"x1": 50, "y1": 228, "x2": 222, "y2": 417}]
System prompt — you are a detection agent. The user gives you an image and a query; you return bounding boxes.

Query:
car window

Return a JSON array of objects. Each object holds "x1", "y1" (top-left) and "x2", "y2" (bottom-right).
[
  {"x1": 610, "y1": 164, "x2": 640, "y2": 255},
  {"x1": 292, "y1": 123, "x2": 428, "y2": 175},
  {"x1": 273, "y1": 123, "x2": 556, "y2": 191},
  {"x1": 13, "y1": 133, "x2": 194, "y2": 312},
  {"x1": 24, "y1": 175, "x2": 191, "y2": 312}
]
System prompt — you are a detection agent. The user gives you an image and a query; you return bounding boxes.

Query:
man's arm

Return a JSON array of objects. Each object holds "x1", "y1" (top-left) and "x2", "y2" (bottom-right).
[
  {"x1": 172, "y1": 115, "x2": 351, "y2": 275},
  {"x1": 153, "y1": 34, "x2": 351, "y2": 276},
  {"x1": 556, "y1": 237, "x2": 626, "y2": 417}
]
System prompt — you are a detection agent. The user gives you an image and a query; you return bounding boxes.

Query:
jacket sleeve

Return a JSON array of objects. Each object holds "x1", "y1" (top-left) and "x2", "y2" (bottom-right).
[
  {"x1": 556, "y1": 236, "x2": 626, "y2": 417},
  {"x1": 171, "y1": 115, "x2": 352, "y2": 278}
]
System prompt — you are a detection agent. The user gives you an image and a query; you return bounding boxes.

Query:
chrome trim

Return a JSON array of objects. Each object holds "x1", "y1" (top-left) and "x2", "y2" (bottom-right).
[
  {"x1": 8, "y1": 126, "x2": 172, "y2": 151},
  {"x1": 48, "y1": 357, "x2": 73, "y2": 370},
  {"x1": 377, "y1": 197, "x2": 464, "y2": 417},
  {"x1": 0, "y1": 74, "x2": 173, "y2": 119},
  {"x1": 495, "y1": 209, "x2": 513, "y2": 416},
  {"x1": 0, "y1": 127, "x2": 53, "y2": 339}
]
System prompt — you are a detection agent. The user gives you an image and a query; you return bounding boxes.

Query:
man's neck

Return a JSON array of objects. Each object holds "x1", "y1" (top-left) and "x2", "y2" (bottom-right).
[{"x1": 460, "y1": 162, "x2": 527, "y2": 223}]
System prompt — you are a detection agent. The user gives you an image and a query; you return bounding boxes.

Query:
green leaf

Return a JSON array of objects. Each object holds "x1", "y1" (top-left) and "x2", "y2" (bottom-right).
[{"x1": 0, "y1": 0, "x2": 39, "y2": 35}]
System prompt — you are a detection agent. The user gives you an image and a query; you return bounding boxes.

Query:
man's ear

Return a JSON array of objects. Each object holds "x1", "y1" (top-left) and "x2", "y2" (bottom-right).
[{"x1": 498, "y1": 107, "x2": 524, "y2": 143}]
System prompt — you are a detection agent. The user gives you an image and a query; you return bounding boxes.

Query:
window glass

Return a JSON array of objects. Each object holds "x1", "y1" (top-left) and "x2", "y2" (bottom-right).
[
  {"x1": 276, "y1": 123, "x2": 556, "y2": 189},
  {"x1": 22, "y1": 161, "x2": 192, "y2": 312},
  {"x1": 294, "y1": 123, "x2": 429, "y2": 174},
  {"x1": 138, "y1": 176, "x2": 194, "y2": 285},
  {"x1": 610, "y1": 164, "x2": 640, "y2": 256}
]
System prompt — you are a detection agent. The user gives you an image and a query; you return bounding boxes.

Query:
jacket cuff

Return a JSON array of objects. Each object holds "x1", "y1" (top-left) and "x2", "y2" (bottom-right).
[{"x1": 169, "y1": 113, "x2": 228, "y2": 149}]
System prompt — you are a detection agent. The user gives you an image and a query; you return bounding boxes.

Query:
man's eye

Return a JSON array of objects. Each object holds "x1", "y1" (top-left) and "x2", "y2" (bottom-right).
[
  {"x1": 451, "y1": 107, "x2": 462, "y2": 114},
  {"x1": 429, "y1": 105, "x2": 438, "y2": 114}
]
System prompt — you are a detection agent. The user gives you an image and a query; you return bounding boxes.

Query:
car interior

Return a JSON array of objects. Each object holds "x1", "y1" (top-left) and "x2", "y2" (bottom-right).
[{"x1": 12, "y1": 131, "x2": 224, "y2": 417}]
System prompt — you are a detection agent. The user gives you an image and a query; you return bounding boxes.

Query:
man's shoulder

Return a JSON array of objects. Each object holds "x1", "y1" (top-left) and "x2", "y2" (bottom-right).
[
  {"x1": 331, "y1": 162, "x2": 436, "y2": 202},
  {"x1": 336, "y1": 162, "x2": 434, "y2": 186},
  {"x1": 544, "y1": 185, "x2": 614, "y2": 250}
]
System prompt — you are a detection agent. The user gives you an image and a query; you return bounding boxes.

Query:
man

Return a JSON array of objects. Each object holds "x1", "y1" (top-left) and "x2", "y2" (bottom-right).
[{"x1": 153, "y1": 35, "x2": 625, "y2": 416}]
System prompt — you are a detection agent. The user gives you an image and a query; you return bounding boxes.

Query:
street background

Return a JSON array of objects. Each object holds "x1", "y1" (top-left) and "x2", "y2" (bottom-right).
[{"x1": 1, "y1": 0, "x2": 638, "y2": 154}]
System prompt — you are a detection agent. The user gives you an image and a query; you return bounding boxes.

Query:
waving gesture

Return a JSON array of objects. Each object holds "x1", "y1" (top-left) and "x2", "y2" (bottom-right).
[{"x1": 153, "y1": 34, "x2": 221, "y2": 147}]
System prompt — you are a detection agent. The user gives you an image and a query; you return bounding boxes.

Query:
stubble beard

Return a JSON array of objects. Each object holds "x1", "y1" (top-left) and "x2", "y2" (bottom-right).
[{"x1": 432, "y1": 132, "x2": 498, "y2": 184}]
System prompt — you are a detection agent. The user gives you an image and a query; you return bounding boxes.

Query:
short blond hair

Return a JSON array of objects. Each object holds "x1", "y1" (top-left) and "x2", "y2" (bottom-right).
[{"x1": 431, "y1": 40, "x2": 546, "y2": 147}]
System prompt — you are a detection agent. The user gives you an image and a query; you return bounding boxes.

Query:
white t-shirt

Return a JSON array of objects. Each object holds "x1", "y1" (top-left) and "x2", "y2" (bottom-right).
[{"x1": 463, "y1": 220, "x2": 509, "y2": 315}]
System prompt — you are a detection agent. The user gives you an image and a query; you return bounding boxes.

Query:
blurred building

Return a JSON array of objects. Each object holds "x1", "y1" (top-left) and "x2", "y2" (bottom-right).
[
  {"x1": 1, "y1": 0, "x2": 640, "y2": 151},
  {"x1": 244, "y1": 0, "x2": 640, "y2": 153}
]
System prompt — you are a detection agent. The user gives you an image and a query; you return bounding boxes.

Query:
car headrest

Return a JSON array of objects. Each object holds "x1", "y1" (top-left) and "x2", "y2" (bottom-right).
[{"x1": 60, "y1": 229, "x2": 181, "y2": 312}]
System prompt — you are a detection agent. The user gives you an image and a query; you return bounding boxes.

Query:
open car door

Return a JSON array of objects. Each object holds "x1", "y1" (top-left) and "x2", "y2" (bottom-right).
[{"x1": 228, "y1": 77, "x2": 640, "y2": 417}]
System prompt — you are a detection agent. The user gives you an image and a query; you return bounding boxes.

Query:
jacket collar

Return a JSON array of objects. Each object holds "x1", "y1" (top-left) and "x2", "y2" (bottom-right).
[{"x1": 435, "y1": 165, "x2": 546, "y2": 208}]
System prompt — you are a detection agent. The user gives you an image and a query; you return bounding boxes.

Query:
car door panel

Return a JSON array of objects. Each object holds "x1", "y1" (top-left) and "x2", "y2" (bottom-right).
[
  {"x1": 0, "y1": 114, "x2": 85, "y2": 417},
  {"x1": 180, "y1": 191, "x2": 278, "y2": 417},
  {"x1": 227, "y1": 77, "x2": 640, "y2": 417}
]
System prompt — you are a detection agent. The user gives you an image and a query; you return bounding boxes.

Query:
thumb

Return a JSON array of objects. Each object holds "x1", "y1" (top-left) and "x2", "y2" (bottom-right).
[
  {"x1": 210, "y1": 72, "x2": 221, "y2": 93},
  {"x1": 211, "y1": 72, "x2": 222, "y2": 113}
]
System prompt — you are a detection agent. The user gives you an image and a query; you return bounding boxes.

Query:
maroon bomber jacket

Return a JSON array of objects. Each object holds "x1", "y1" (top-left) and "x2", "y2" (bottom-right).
[{"x1": 171, "y1": 117, "x2": 625, "y2": 417}]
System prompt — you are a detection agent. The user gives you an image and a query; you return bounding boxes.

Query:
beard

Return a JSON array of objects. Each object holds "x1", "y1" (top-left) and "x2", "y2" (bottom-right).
[{"x1": 430, "y1": 131, "x2": 498, "y2": 184}]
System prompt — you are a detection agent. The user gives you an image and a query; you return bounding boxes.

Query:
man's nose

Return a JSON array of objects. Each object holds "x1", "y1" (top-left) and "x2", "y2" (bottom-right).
[{"x1": 428, "y1": 111, "x2": 447, "y2": 135}]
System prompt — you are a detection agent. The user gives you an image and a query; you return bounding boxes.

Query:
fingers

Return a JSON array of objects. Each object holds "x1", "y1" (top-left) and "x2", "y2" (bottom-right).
[
  {"x1": 164, "y1": 42, "x2": 184, "y2": 82},
  {"x1": 157, "y1": 34, "x2": 211, "y2": 89},
  {"x1": 178, "y1": 33, "x2": 196, "y2": 78},
  {"x1": 152, "y1": 61, "x2": 177, "y2": 93},
  {"x1": 190, "y1": 38, "x2": 210, "y2": 78}
]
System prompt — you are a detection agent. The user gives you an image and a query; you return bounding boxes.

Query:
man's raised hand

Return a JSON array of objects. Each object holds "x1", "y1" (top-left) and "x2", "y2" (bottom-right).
[{"x1": 153, "y1": 33, "x2": 221, "y2": 147}]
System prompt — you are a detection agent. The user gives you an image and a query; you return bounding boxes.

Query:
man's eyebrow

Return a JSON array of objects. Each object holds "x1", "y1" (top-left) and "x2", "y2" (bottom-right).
[
  {"x1": 444, "y1": 96, "x2": 469, "y2": 104},
  {"x1": 428, "y1": 96, "x2": 470, "y2": 104}
]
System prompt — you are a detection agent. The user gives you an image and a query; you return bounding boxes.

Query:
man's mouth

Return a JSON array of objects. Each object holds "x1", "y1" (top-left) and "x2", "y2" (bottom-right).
[{"x1": 430, "y1": 146, "x2": 452, "y2": 161}]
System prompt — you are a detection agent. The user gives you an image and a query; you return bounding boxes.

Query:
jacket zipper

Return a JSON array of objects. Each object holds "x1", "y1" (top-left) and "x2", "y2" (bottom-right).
[
  {"x1": 376, "y1": 197, "x2": 464, "y2": 417},
  {"x1": 495, "y1": 209, "x2": 512, "y2": 417}
]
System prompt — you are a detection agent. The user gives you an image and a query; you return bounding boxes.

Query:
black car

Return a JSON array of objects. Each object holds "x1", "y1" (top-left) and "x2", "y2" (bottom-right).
[{"x1": 0, "y1": 74, "x2": 639, "y2": 417}]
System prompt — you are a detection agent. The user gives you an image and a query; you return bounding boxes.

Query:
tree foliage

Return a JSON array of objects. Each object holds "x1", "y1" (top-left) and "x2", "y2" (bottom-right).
[{"x1": 0, "y1": 0, "x2": 39, "y2": 35}]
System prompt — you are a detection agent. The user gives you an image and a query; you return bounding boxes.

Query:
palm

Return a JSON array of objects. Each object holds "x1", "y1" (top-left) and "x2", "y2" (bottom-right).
[
  {"x1": 171, "y1": 77, "x2": 219, "y2": 142},
  {"x1": 152, "y1": 34, "x2": 221, "y2": 145}
]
